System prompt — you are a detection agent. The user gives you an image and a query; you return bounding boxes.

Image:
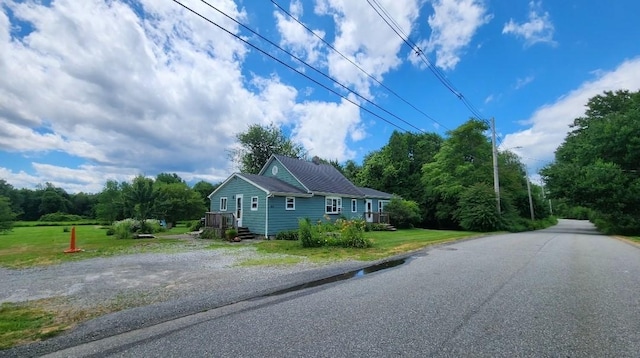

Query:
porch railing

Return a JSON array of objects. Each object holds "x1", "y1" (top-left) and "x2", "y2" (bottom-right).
[
  {"x1": 203, "y1": 212, "x2": 237, "y2": 237},
  {"x1": 364, "y1": 212, "x2": 390, "y2": 224}
]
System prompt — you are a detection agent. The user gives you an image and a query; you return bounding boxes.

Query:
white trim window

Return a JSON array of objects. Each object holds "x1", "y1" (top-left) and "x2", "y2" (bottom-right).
[
  {"x1": 220, "y1": 197, "x2": 228, "y2": 211},
  {"x1": 285, "y1": 197, "x2": 295, "y2": 210},
  {"x1": 378, "y1": 200, "x2": 389, "y2": 213},
  {"x1": 251, "y1": 196, "x2": 259, "y2": 211},
  {"x1": 351, "y1": 199, "x2": 357, "y2": 213},
  {"x1": 326, "y1": 197, "x2": 342, "y2": 214}
]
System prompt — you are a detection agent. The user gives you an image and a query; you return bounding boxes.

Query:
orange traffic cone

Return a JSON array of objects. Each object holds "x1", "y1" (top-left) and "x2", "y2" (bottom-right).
[{"x1": 64, "y1": 226, "x2": 82, "y2": 253}]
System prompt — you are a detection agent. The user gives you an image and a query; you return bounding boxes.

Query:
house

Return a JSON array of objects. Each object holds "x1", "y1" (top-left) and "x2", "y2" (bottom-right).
[{"x1": 206, "y1": 155, "x2": 393, "y2": 238}]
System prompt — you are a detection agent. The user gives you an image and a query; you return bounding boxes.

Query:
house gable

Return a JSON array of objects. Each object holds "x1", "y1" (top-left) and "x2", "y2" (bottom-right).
[
  {"x1": 259, "y1": 156, "x2": 309, "y2": 193},
  {"x1": 266, "y1": 155, "x2": 363, "y2": 197}
]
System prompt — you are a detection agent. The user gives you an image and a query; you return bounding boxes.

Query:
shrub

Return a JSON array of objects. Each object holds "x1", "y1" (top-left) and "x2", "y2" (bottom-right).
[
  {"x1": 275, "y1": 230, "x2": 299, "y2": 241},
  {"x1": 338, "y1": 218, "x2": 371, "y2": 248},
  {"x1": 144, "y1": 220, "x2": 165, "y2": 234},
  {"x1": 39, "y1": 212, "x2": 83, "y2": 222},
  {"x1": 455, "y1": 184, "x2": 501, "y2": 232},
  {"x1": 0, "y1": 196, "x2": 16, "y2": 234},
  {"x1": 112, "y1": 219, "x2": 135, "y2": 239},
  {"x1": 225, "y1": 228, "x2": 238, "y2": 241},
  {"x1": 189, "y1": 219, "x2": 202, "y2": 231},
  {"x1": 365, "y1": 223, "x2": 388, "y2": 232},
  {"x1": 62, "y1": 226, "x2": 70, "y2": 233},
  {"x1": 299, "y1": 218, "x2": 322, "y2": 248},
  {"x1": 200, "y1": 228, "x2": 220, "y2": 240},
  {"x1": 105, "y1": 227, "x2": 115, "y2": 236},
  {"x1": 385, "y1": 197, "x2": 421, "y2": 229}
]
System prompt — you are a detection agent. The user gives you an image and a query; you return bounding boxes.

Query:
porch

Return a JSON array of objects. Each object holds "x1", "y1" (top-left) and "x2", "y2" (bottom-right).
[
  {"x1": 364, "y1": 212, "x2": 390, "y2": 224},
  {"x1": 203, "y1": 212, "x2": 236, "y2": 238}
]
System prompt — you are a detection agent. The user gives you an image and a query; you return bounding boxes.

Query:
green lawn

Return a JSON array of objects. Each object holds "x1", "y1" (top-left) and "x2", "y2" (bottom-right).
[
  {"x1": 256, "y1": 228, "x2": 480, "y2": 262},
  {"x1": 0, "y1": 225, "x2": 483, "y2": 350},
  {"x1": 0, "y1": 302, "x2": 64, "y2": 350},
  {"x1": 0, "y1": 223, "x2": 193, "y2": 269}
]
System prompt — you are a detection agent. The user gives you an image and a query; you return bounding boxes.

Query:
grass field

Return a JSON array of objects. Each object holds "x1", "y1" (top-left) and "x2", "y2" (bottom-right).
[
  {"x1": 0, "y1": 223, "x2": 193, "y2": 269},
  {"x1": 255, "y1": 228, "x2": 481, "y2": 262}
]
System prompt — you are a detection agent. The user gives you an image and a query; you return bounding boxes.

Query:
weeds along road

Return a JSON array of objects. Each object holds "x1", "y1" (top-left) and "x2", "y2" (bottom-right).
[{"x1": 36, "y1": 220, "x2": 640, "y2": 357}]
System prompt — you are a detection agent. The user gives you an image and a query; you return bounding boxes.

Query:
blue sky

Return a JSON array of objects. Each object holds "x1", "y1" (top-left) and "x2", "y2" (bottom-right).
[{"x1": 1, "y1": 0, "x2": 639, "y2": 193}]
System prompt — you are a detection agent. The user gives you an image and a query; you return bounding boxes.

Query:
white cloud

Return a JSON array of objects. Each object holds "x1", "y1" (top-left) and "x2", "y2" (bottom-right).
[
  {"x1": 0, "y1": 0, "x2": 430, "y2": 193},
  {"x1": 501, "y1": 57, "x2": 640, "y2": 172},
  {"x1": 514, "y1": 75, "x2": 535, "y2": 89},
  {"x1": 0, "y1": 0, "x2": 349, "y2": 192},
  {"x1": 503, "y1": 1, "x2": 555, "y2": 47},
  {"x1": 315, "y1": 0, "x2": 421, "y2": 97},
  {"x1": 413, "y1": 0, "x2": 492, "y2": 70},
  {"x1": 291, "y1": 96, "x2": 363, "y2": 161},
  {"x1": 273, "y1": 0, "x2": 326, "y2": 65},
  {"x1": 484, "y1": 94, "x2": 494, "y2": 104}
]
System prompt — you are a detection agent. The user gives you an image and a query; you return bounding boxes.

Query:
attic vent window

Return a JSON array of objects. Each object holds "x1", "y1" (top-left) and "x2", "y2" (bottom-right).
[{"x1": 272, "y1": 165, "x2": 278, "y2": 175}]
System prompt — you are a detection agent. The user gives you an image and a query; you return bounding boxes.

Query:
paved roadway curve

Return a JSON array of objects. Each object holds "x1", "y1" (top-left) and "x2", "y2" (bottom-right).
[{"x1": 44, "y1": 220, "x2": 640, "y2": 357}]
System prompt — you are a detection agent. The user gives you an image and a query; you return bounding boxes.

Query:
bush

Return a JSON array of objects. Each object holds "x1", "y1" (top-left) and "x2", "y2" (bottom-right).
[
  {"x1": 299, "y1": 218, "x2": 322, "y2": 248},
  {"x1": 225, "y1": 228, "x2": 238, "y2": 241},
  {"x1": 105, "y1": 227, "x2": 115, "y2": 236},
  {"x1": 455, "y1": 184, "x2": 501, "y2": 232},
  {"x1": 189, "y1": 219, "x2": 203, "y2": 231},
  {"x1": 298, "y1": 217, "x2": 371, "y2": 248},
  {"x1": 39, "y1": 212, "x2": 83, "y2": 222},
  {"x1": 62, "y1": 226, "x2": 70, "y2": 233},
  {"x1": 144, "y1": 220, "x2": 165, "y2": 234},
  {"x1": 385, "y1": 197, "x2": 421, "y2": 229},
  {"x1": 338, "y1": 218, "x2": 371, "y2": 248},
  {"x1": 112, "y1": 219, "x2": 135, "y2": 239},
  {"x1": 0, "y1": 196, "x2": 16, "y2": 234},
  {"x1": 275, "y1": 230, "x2": 299, "y2": 240},
  {"x1": 365, "y1": 223, "x2": 388, "y2": 232},
  {"x1": 199, "y1": 228, "x2": 220, "y2": 240}
]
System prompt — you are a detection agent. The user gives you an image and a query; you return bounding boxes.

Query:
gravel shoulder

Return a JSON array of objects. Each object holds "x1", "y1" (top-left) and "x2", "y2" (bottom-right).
[{"x1": 1, "y1": 238, "x2": 370, "y2": 356}]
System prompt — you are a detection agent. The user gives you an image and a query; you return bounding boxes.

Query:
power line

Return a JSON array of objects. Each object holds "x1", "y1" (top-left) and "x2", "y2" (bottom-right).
[
  {"x1": 270, "y1": 0, "x2": 450, "y2": 131},
  {"x1": 193, "y1": 0, "x2": 432, "y2": 134},
  {"x1": 366, "y1": 0, "x2": 488, "y2": 123},
  {"x1": 172, "y1": 0, "x2": 414, "y2": 133}
]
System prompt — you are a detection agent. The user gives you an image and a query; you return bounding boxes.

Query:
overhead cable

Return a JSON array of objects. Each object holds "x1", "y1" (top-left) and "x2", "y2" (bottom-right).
[
  {"x1": 173, "y1": 0, "x2": 414, "y2": 133},
  {"x1": 271, "y1": 0, "x2": 449, "y2": 131}
]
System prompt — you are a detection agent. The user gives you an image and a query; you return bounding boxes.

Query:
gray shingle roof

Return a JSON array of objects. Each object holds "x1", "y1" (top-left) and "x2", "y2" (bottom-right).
[
  {"x1": 358, "y1": 187, "x2": 394, "y2": 199},
  {"x1": 238, "y1": 173, "x2": 308, "y2": 195},
  {"x1": 273, "y1": 155, "x2": 365, "y2": 197}
]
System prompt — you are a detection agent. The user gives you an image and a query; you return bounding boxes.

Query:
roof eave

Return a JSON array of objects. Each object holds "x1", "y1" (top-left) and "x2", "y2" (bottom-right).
[
  {"x1": 271, "y1": 192, "x2": 313, "y2": 197},
  {"x1": 312, "y1": 191, "x2": 364, "y2": 198}
]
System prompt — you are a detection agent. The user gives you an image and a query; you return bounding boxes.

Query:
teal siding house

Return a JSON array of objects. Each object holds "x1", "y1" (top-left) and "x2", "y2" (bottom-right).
[{"x1": 208, "y1": 155, "x2": 393, "y2": 238}]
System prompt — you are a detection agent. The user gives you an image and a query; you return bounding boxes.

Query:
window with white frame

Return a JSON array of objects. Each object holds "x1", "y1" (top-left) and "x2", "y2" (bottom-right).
[
  {"x1": 326, "y1": 197, "x2": 342, "y2": 214},
  {"x1": 378, "y1": 200, "x2": 388, "y2": 212},
  {"x1": 220, "y1": 197, "x2": 228, "y2": 211},
  {"x1": 251, "y1": 196, "x2": 259, "y2": 211},
  {"x1": 285, "y1": 197, "x2": 295, "y2": 210},
  {"x1": 351, "y1": 199, "x2": 357, "y2": 213}
]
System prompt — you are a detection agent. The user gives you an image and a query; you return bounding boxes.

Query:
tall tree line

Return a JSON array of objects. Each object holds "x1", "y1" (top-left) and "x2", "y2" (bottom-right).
[
  {"x1": 0, "y1": 175, "x2": 218, "y2": 224},
  {"x1": 334, "y1": 121, "x2": 549, "y2": 231},
  {"x1": 541, "y1": 90, "x2": 640, "y2": 234}
]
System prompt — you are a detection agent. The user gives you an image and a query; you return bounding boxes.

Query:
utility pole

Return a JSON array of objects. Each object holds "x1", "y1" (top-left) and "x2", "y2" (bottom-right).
[
  {"x1": 491, "y1": 117, "x2": 500, "y2": 213},
  {"x1": 526, "y1": 175, "x2": 535, "y2": 220}
]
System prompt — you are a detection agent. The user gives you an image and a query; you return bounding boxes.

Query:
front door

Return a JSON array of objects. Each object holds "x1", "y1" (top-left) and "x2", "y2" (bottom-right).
[
  {"x1": 235, "y1": 194, "x2": 243, "y2": 227},
  {"x1": 365, "y1": 199, "x2": 373, "y2": 223}
]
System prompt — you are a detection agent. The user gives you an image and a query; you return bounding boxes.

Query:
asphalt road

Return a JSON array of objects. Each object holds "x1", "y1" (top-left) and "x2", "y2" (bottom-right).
[{"x1": 30, "y1": 220, "x2": 640, "y2": 356}]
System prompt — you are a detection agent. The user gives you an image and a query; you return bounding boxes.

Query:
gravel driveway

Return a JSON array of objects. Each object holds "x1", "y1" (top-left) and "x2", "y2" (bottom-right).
[{"x1": 1, "y1": 238, "x2": 370, "y2": 355}]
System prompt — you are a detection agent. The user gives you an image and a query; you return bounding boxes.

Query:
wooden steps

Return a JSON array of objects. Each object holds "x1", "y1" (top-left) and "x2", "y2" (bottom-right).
[{"x1": 236, "y1": 227, "x2": 255, "y2": 240}]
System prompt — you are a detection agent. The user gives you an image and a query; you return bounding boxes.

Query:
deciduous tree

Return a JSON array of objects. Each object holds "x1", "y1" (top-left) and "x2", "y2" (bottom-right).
[
  {"x1": 231, "y1": 123, "x2": 306, "y2": 174},
  {"x1": 541, "y1": 90, "x2": 640, "y2": 234}
]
